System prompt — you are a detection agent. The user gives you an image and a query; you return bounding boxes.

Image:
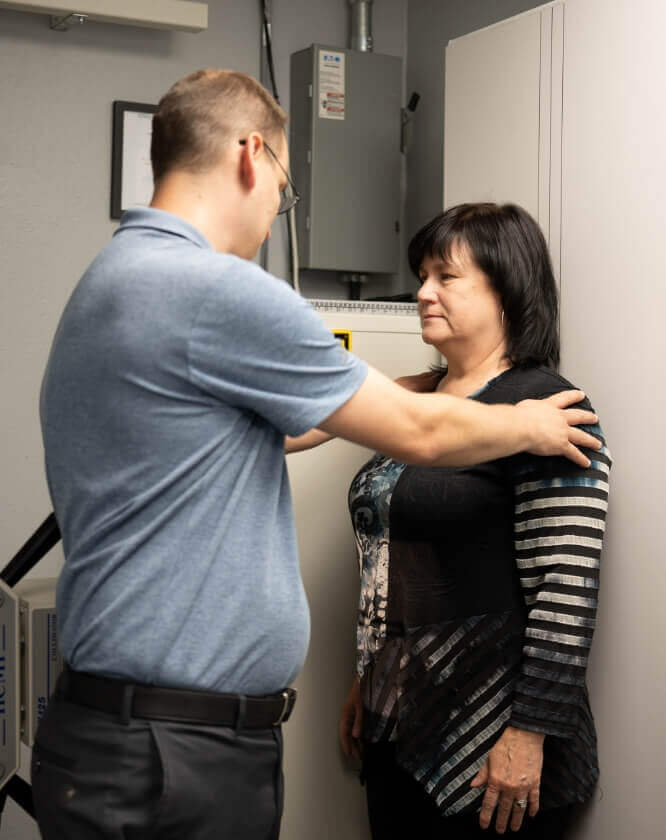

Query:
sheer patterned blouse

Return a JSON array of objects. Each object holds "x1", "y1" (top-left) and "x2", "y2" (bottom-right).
[{"x1": 348, "y1": 366, "x2": 611, "y2": 816}]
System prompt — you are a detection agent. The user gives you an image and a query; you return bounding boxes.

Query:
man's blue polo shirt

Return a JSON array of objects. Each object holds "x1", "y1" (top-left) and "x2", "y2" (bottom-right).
[{"x1": 40, "y1": 208, "x2": 367, "y2": 694}]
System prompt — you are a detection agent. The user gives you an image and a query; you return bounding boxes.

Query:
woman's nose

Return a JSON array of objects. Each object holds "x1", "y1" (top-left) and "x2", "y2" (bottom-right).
[{"x1": 417, "y1": 279, "x2": 436, "y2": 302}]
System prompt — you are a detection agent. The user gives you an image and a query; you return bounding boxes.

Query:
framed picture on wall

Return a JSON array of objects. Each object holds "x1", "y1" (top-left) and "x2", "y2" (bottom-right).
[{"x1": 110, "y1": 101, "x2": 157, "y2": 219}]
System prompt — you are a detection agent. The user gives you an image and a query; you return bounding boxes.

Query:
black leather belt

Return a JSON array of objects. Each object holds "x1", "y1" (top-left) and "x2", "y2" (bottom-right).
[{"x1": 59, "y1": 666, "x2": 297, "y2": 729}]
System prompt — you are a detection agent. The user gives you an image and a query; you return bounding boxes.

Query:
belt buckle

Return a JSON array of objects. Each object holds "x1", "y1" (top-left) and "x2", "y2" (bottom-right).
[{"x1": 272, "y1": 688, "x2": 295, "y2": 725}]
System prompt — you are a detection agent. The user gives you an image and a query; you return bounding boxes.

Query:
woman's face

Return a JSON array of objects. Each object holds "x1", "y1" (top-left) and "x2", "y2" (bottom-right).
[{"x1": 416, "y1": 242, "x2": 505, "y2": 356}]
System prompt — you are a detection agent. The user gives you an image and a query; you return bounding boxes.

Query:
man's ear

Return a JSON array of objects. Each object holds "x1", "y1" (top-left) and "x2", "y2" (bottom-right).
[{"x1": 239, "y1": 132, "x2": 263, "y2": 192}]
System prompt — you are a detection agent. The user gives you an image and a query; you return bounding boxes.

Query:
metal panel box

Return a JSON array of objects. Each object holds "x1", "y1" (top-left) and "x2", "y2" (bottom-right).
[
  {"x1": 0, "y1": 580, "x2": 20, "y2": 791},
  {"x1": 290, "y1": 45, "x2": 402, "y2": 273},
  {"x1": 15, "y1": 578, "x2": 62, "y2": 747}
]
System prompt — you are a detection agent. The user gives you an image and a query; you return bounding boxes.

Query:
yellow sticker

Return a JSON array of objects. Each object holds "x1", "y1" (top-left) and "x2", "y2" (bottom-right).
[{"x1": 332, "y1": 329, "x2": 352, "y2": 351}]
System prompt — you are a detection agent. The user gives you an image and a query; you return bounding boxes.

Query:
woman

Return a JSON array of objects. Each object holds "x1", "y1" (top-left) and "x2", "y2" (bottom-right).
[{"x1": 339, "y1": 203, "x2": 610, "y2": 838}]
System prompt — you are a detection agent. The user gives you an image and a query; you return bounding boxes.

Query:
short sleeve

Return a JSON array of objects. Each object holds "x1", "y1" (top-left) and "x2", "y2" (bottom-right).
[{"x1": 187, "y1": 259, "x2": 367, "y2": 437}]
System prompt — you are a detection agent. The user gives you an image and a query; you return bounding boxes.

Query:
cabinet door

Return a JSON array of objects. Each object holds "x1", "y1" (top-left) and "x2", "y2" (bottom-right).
[{"x1": 444, "y1": 3, "x2": 563, "y2": 282}]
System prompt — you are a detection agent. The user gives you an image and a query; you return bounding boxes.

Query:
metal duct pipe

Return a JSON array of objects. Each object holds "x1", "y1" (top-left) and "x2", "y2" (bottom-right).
[{"x1": 349, "y1": 0, "x2": 373, "y2": 52}]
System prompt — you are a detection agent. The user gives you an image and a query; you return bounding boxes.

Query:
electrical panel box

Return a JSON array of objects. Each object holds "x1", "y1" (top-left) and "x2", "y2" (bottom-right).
[
  {"x1": 15, "y1": 578, "x2": 62, "y2": 747},
  {"x1": 0, "y1": 580, "x2": 20, "y2": 791},
  {"x1": 290, "y1": 44, "x2": 402, "y2": 273}
]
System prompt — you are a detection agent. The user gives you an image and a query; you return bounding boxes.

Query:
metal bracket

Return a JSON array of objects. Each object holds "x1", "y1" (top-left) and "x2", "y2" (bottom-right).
[{"x1": 50, "y1": 13, "x2": 88, "y2": 32}]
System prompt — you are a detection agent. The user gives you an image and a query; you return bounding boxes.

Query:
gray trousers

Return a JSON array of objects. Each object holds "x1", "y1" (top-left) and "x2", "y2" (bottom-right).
[{"x1": 30, "y1": 694, "x2": 284, "y2": 840}]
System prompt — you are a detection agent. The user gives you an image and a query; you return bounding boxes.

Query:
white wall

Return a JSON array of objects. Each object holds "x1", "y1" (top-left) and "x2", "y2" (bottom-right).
[{"x1": 0, "y1": 2, "x2": 406, "y2": 836}]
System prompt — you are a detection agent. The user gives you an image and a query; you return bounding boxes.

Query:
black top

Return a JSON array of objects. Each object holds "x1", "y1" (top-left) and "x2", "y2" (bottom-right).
[{"x1": 348, "y1": 366, "x2": 611, "y2": 816}]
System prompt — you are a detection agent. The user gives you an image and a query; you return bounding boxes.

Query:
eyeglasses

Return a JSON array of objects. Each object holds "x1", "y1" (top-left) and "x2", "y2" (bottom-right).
[{"x1": 239, "y1": 138, "x2": 300, "y2": 215}]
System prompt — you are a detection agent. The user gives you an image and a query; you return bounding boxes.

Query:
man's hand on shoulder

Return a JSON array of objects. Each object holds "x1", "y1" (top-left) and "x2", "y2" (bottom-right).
[{"x1": 518, "y1": 390, "x2": 600, "y2": 468}]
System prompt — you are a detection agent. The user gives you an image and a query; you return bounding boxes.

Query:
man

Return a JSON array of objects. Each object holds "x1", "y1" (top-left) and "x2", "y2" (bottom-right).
[{"x1": 34, "y1": 70, "x2": 599, "y2": 840}]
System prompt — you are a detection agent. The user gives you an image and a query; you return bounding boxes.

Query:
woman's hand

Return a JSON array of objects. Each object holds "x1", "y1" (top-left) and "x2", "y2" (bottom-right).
[
  {"x1": 470, "y1": 726, "x2": 544, "y2": 833},
  {"x1": 394, "y1": 370, "x2": 441, "y2": 392},
  {"x1": 339, "y1": 677, "x2": 363, "y2": 759}
]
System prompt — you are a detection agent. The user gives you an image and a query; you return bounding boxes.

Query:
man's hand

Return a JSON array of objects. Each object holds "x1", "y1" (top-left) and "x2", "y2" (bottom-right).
[
  {"x1": 470, "y1": 726, "x2": 544, "y2": 833},
  {"x1": 339, "y1": 677, "x2": 363, "y2": 760},
  {"x1": 518, "y1": 390, "x2": 600, "y2": 467}
]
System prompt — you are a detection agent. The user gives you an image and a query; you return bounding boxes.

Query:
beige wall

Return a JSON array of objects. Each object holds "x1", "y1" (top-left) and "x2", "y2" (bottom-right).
[{"x1": 561, "y1": 1, "x2": 666, "y2": 837}]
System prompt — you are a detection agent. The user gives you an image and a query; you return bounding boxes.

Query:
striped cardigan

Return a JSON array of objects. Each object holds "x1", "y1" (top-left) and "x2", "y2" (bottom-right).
[{"x1": 348, "y1": 366, "x2": 610, "y2": 816}]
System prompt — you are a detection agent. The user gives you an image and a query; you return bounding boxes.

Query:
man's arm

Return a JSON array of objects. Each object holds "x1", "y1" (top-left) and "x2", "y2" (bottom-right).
[
  {"x1": 285, "y1": 370, "x2": 439, "y2": 454},
  {"x1": 318, "y1": 366, "x2": 600, "y2": 467}
]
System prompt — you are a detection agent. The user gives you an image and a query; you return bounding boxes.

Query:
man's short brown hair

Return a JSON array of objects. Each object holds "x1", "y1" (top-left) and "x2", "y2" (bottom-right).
[{"x1": 151, "y1": 69, "x2": 287, "y2": 182}]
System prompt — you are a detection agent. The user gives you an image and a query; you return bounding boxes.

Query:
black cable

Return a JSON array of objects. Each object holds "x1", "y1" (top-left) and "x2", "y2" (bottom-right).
[
  {"x1": 4, "y1": 777, "x2": 34, "y2": 819},
  {"x1": 262, "y1": 2, "x2": 280, "y2": 104},
  {"x1": 1, "y1": 513, "x2": 60, "y2": 587},
  {"x1": 260, "y1": 1, "x2": 299, "y2": 290}
]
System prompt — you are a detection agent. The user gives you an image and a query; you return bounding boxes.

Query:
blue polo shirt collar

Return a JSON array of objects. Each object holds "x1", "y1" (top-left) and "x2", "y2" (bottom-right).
[{"x1": 116, "y1": 207, "x2": 213, "y2": 251}]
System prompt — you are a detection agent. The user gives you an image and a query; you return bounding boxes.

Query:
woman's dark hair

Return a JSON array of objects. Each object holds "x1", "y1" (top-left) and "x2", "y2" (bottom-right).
[{"x1": 407, "y1": 203, "x2": 560, "y2": 369}]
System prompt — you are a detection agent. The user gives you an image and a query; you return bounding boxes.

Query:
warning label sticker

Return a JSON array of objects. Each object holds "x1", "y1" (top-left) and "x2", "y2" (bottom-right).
[
  {"x1": 332, "y1": 329, "x2": 352, "y2": 351},
  {"x1": 318, "y1": 50, "x2": 346, "y2": 120}
]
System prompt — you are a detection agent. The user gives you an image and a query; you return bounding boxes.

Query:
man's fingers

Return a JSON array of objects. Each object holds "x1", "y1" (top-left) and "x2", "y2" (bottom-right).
[
  {"x1": 528, "y1": 787, "x2": 540, "y2": 818},
  {"x1": 563, "y1": 408, "x2": 599, "y2": 429},
  {"x1": 567, "y1": 427, "x2": 602, "y2": 450},
  {"x1": 562, "y1": 442, "x2": 592, "y2": 468},
  {"x1": 545, "y1": 389, "x2": 587, "y2": 409}
]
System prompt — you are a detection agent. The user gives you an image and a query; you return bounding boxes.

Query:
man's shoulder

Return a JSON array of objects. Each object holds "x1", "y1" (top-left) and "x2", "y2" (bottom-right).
[{"x1": 96, "y1": 234, "x2": 287, "y2": 297}]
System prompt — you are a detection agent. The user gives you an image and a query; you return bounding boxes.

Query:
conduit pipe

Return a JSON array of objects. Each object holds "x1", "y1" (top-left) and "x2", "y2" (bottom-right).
[{"x1": 349, "y1": 0, "x2": 373, "y2": 52}]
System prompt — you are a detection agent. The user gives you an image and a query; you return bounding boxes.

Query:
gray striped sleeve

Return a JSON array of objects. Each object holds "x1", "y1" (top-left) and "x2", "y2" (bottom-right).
[{"x1": 507, "y1": 432, "x2": 611, "y2": 738}]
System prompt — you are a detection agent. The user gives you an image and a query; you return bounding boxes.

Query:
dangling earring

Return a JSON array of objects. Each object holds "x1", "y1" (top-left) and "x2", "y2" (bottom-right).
[{"x1": 501, "y1": 310, "x2": 505, "y2": 327}]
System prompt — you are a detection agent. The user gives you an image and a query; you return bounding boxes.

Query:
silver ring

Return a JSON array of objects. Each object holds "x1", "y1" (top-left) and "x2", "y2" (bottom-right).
[{"x1": 514, "y1": 799, "x2": 528, "y2": 810}]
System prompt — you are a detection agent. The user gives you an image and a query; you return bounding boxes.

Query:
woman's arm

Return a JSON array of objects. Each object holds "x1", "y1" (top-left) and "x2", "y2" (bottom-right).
[
  {"x1": 508, "y1": 416, "x2": 610, "y2": 736},
  {"x1": 285, "y1": 428, "x2": 334, "y2": 453},
  {"x1": 472, "y1": 403, "x2": 611, "y2": 832}
]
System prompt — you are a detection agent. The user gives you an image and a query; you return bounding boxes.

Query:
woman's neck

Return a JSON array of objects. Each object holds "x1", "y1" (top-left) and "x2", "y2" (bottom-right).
[{"x1": 436, "y1": 342, "x2": 512, "y2": 397}]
